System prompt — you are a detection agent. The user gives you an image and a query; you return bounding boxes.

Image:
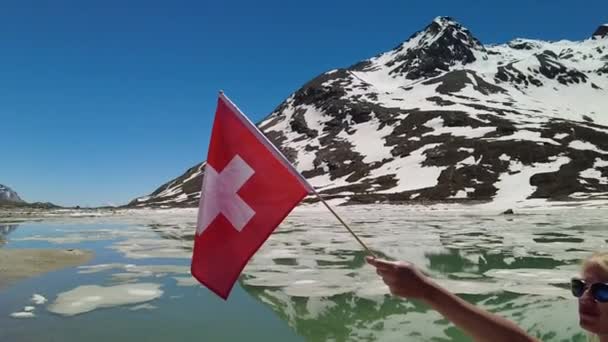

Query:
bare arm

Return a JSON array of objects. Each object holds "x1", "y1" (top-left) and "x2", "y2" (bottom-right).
[
  {"x1": 423, "y1": 279, "x2": 537, "y2": 342},
  {"x1": 366, "y1": 257, "x2": 538, "y2": 342}
]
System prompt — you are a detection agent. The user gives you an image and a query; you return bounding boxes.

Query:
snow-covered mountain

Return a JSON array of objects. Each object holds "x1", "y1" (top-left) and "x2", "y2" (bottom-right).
[
  {"x1": 130, "y1": 17, "x2": 608, "y2": 208},
  {"x1": 0, "y1": 184, "x2": 24, "y2": 203},
  {"x1": 0, "y1": 184, "x2": 61, "y2": 208}
]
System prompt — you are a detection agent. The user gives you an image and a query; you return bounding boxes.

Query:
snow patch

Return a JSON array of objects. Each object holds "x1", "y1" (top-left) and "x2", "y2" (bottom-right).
[
  {"x1": 368, "y1": 144, "x2": 445, "y2": 193},
  {"x1": 569, "y1": 140, "x2": 608, "y2": 154},
  {"x1": 338, "y1": 117, "x2": 394, "y2": 163},
  {"x1": 580, "y1": 158, "x2": 608, "y2": 184},
  {"x1": 457, "y1": 156, "x2": 477, "y2": 166},
  {"x1": 488, "y1": 156, "x2": 571, "y2": 209},
  {"x1": 488, "y1": 130, "x2": 559, "y2": 145}
]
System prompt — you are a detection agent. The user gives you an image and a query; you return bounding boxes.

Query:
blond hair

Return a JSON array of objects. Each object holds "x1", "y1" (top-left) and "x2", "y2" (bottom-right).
[
  {"x1": 582, "y1": 251, "x2": 608, "y2": 342},
  {"x1": 583, "y1": 251, "x2": 608, "y2": 273}
]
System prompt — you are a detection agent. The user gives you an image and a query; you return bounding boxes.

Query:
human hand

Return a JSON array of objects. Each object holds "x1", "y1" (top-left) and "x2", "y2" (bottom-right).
[{"x1": 366, "y1": 256, "x2": 436, "y2": 301}]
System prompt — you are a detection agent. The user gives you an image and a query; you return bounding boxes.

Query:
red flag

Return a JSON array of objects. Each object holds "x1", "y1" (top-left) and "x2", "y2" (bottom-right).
[{"x1": 191, "y1": 92, "x2": 312, "y2": 299}]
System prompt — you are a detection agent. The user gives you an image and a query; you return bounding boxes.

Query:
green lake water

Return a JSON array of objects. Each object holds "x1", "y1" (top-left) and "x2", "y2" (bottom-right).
[{"x1": 0, "y1": 205, "x2": 606, "y2": 341}]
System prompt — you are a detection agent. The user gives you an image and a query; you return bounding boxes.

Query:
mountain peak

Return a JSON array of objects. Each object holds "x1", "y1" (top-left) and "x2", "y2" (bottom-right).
[
  {"x1": 0, "y1": 184, "x2": 24, "y2": 203},
  {"x1": 432, "y1": 16, "x2": 459, "y2": 27},
  {"x1": 380, "y1": 16, "x2": 484, "y2": 79},
  {"x1": 593, "y1": 24, "x2": 608, "y2": 38},
  {"x1": 429, "y1": 16, "x2": 462, "y2": 28},
  {"x1": 412, "y1": 16, "x2": 482, "y2": 50},
  {"x1": 423, "y1": 17, "x2": 482, "y2": 48}
]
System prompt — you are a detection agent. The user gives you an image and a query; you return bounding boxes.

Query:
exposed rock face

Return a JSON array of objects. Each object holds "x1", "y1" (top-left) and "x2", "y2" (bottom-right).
[
  {"x1": 593, "y1": 24, "x2": 608, "y2": 38},
  {"x1": 131, "y1": 17, "x2": 608, "y2": 208}
]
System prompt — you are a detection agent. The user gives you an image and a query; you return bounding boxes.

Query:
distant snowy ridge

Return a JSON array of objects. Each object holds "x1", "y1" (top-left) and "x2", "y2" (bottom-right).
[
  {"x1": 130, "y1": 17, "x2": 608, "y2": 208},
  {"x1": 0, "y1": 184, "x2": 61, "y2": 208}
]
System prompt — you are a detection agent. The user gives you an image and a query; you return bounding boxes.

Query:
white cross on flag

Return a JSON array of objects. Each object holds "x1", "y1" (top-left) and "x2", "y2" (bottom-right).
[{"x1": 191, "y1": 92, "x2": 313, "y2": 299}]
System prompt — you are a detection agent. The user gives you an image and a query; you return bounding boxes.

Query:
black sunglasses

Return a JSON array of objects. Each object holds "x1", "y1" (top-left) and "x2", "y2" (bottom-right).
[{"x1": 571, "y1": 278, "x2": 608, "y2": 303}]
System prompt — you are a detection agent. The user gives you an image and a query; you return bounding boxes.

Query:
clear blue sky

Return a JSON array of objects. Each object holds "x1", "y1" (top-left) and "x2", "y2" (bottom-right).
[{"x1": 1, "y1": 0, "x2": 606, "y2": 207}]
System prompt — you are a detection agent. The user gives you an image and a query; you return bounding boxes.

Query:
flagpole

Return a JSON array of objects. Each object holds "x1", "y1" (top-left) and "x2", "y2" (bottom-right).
[{"x1": 309, "y1": 188, "x2": 378, "y2": 258}]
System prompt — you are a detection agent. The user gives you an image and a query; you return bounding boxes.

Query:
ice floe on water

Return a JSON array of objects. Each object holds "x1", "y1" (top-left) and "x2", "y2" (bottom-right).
[
  {"x1": 47, "y1": 283, "x2": 163, "y2": 316},
  {"x1": 9, "y1": 305, "x2": 38, "y2": 319},
  {"x1": 9, "y1": 312, "x2": 35, "y2": 319},
  {"x1": 11, "y1": 294, "x2": 49, "y2": 318},
  {"x1": 12, "y1": 227, "x2": 158, "y2": 244},
  {"x1": 230, "y1": 204, "x2": 608, "y2": 340},
  {"x1": 129, "y1": 303, "x2": 157, "y2": 311},
  {"x1": 31, "y1": 294, "x2": 47, "y2": 305},
  {"x1": 172, "y1": 276, "x2": 199, "y2": 287},
  {"x1": 77, "y1": 263, "x2": 133, "y2": 274},
  {"x1": 78, "y1": 264, "x2": 189, "y2": 276},
  {"x1": 3, "y1": 204, "x2": 608, "y2": 341},
  {"x1": 78, "y1": 263, "x2": 190, "y2": 285},
  {"x1": 108, "y1": 237, "x2": 192, "y2": 259},
  {"x1": 239, "y1": 204, "x2": 607, "y2": 300}
]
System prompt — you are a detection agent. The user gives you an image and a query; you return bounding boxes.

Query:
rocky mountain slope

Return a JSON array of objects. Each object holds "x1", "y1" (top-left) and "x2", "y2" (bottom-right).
[
  {"x1": 0, "y1": 184, "x2": 24, "y2": 203},
  {"x1": 130, "y1": 17, "x2": 608, "y2": 208}
]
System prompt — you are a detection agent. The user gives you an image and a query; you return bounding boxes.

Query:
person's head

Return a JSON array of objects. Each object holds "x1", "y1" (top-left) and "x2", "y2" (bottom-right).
[{"x1": 572, "y1": 251, "x2": 608, "y2": 337}]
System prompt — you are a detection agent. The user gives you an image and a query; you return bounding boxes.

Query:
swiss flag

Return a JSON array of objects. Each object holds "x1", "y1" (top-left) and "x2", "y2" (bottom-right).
[{"x1": 191, "y1": 92, "x2": 312, "y2": 299}]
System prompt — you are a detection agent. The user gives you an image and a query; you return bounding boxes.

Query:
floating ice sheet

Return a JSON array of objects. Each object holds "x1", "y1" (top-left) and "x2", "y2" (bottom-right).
[{"x1": 47, "y1": 283, "x2": 163, "y2": 316}]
